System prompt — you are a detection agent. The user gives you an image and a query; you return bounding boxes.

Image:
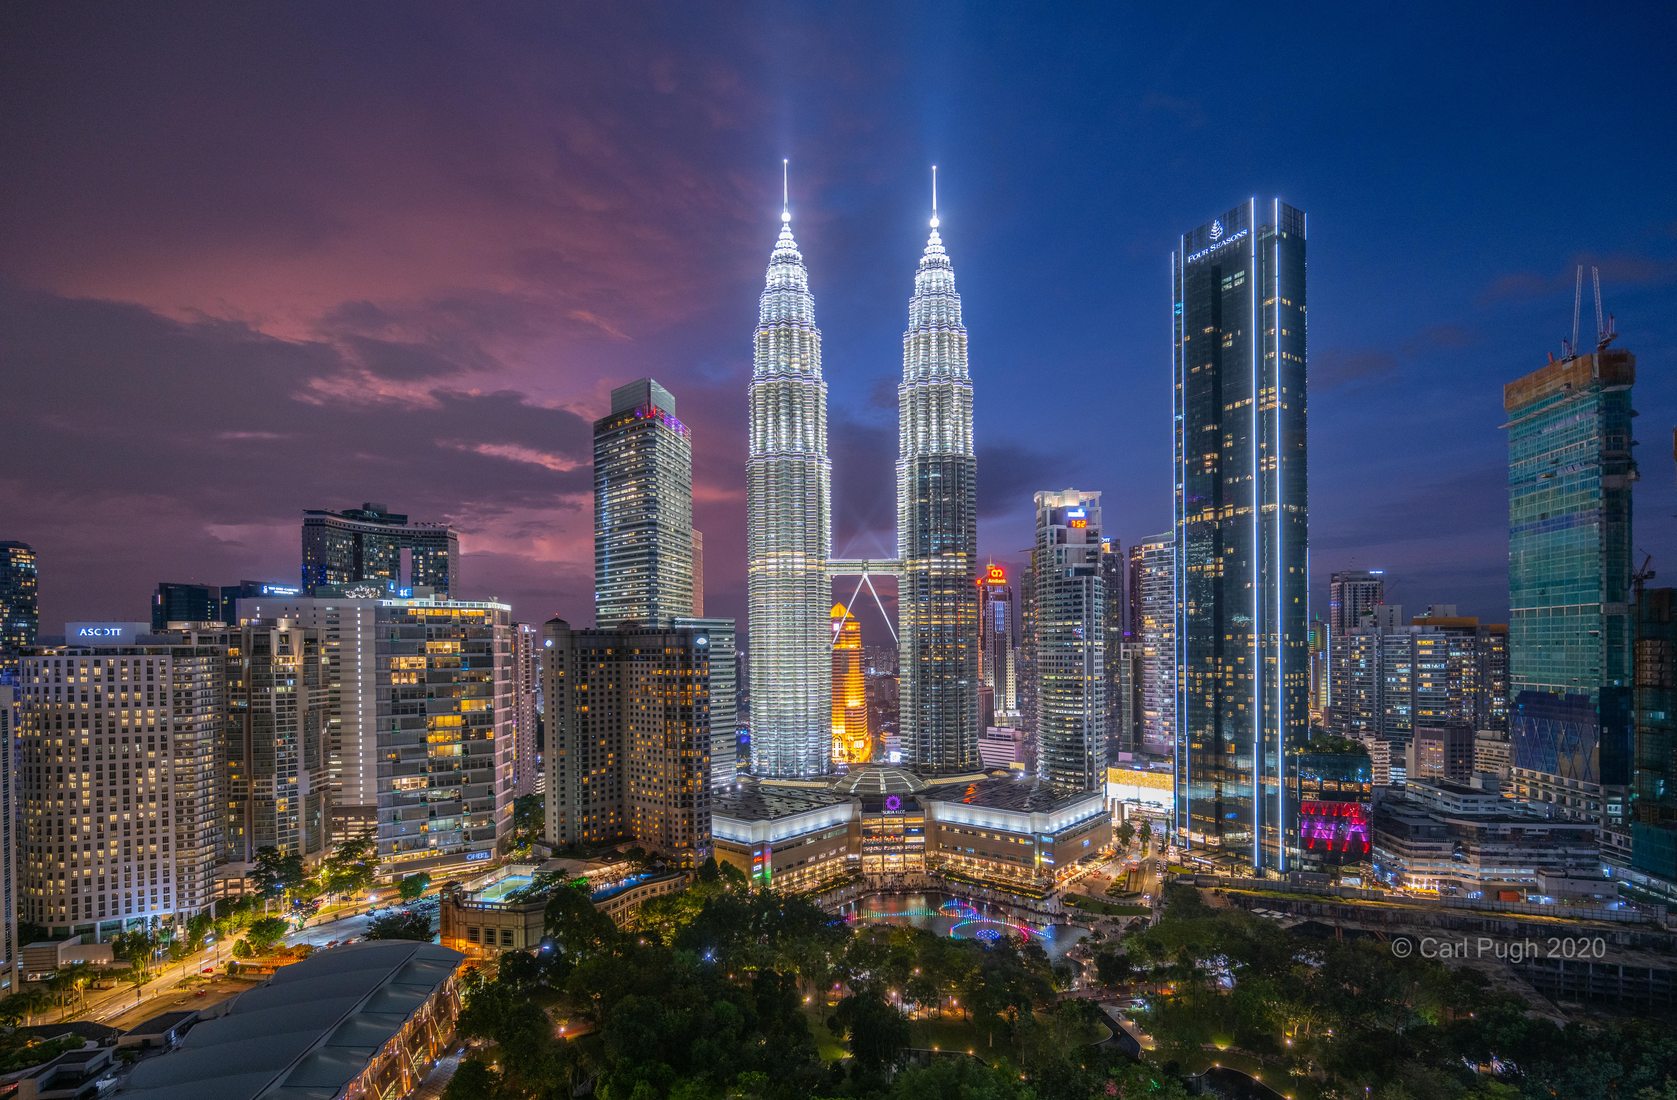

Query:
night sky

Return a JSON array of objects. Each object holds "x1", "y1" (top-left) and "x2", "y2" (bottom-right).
[{"x1": 4, "y1": 3, "x2": 1675, "y2": 642}]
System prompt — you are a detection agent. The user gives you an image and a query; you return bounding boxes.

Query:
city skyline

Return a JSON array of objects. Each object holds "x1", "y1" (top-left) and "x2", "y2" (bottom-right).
[{"x1": 4, "y1": 6, "x2": 1677, "y2": 644}]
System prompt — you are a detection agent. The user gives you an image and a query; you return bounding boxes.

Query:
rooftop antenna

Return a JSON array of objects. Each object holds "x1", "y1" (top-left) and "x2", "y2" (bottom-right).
[
  {"x1": 930, "y1": 164, "x2": 939, "y2": 229},
  {"x1": 781, "y1": 158, "x2": 790, "y2": 224}
]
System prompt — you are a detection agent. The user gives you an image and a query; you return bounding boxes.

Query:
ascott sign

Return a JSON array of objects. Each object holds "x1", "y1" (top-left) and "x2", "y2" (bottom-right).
[{"x1": 65, "y1": 622, "x2": 148, "y2": 645}]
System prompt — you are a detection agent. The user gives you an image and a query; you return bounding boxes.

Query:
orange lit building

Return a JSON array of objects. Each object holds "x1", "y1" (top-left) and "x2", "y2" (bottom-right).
[{"x1": 831, "y1": 603, "x2": 872, "y2": 765}]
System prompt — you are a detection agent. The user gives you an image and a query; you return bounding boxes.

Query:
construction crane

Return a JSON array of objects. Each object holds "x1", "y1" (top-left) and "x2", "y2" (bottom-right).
[
  {"x1": 1561, "y1": 265, "x2": 1616, "y2": 359},
  {"x1": 1633, "y1": 553, "x2": 1655, "y2": 601}
]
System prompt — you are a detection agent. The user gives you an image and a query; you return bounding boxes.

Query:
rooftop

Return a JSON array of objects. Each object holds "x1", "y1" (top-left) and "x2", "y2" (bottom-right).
[
  {"x1": 120, "y1": 940, "x2": 463, "y2": 1100},
  {"x1": 714, "y1": 786, "x2": 848, "y2": 821},
  {"x1": 828, "y1": 766, "x2": 928, "y2": 797},
  {"x1": 920, "y1": 775, "x2": 1100, "y2": 814}
]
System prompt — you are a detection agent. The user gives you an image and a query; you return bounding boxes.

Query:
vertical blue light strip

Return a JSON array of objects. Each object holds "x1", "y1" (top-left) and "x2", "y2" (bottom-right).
[{"x1": 1248, "y1": 197, "x2": 1260, "y2": 873}]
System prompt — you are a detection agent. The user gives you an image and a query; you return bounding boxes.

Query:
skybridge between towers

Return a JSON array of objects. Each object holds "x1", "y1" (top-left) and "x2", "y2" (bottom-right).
[{"x1": 827, "y1": 558, "x2": 900, "y2": 646}]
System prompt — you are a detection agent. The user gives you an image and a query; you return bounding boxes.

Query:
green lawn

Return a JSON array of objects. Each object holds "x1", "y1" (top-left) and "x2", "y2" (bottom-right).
[
  {"x1": 800, "y1": 1001, "x2": 849, "y2": 1062},
  {"x1": 1063, "y1": 894, "x2": 1151, "y2": 917}
]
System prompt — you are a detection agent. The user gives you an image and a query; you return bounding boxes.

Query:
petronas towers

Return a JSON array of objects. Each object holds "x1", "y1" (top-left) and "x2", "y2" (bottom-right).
[{"x1": 748, "y1": 167, "x2": 978, "y2": 779}]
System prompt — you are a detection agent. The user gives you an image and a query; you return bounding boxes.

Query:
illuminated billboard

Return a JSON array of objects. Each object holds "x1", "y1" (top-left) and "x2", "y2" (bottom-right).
[{"x1": 1297, "y1": 800, "x2": 1370, "y2": 862}]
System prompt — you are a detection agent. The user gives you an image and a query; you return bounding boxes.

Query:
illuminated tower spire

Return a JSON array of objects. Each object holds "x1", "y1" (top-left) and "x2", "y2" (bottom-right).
[
  {"x1": 897, "y1": 165, "x2": 980, "y2": 773},
  {"x1": 747, "y1": 161, "x2": 833, "y2": 779}
]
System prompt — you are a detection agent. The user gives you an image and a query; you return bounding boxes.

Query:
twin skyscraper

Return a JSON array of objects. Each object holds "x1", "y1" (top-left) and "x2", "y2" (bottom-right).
[{"x1": 747, "y1": 165, "x2": 979, "y2": 780}]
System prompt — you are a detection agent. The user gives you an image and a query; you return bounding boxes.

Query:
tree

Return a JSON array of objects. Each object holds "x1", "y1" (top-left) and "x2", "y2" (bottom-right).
[
  {"x1": 1117, "y1": 819, "x2": 1136, "y2": 850},
  {"x1": 243, "y1": 916, "x2": 291, "y2": 954},
  {"x1": 0, "y1": 988, "x2": 52, "y2": 1027},
  {"x1": 442, "y1": 1058, "x2": 499, "y2": 1100},
  {"x1": 830, "y1": 988, "x2": 909, "y2": 1078},
  {"x1": 109, "y1": 929, "x2": 159, "y2": 977},
  {"x1": 511, "y1": 793, "x2": 544, "y2": 851},
  {"x1": 1139, "y1": 819, "x2": 1153, "y2": 847},
  {"x1": 248, "y1": 846, "x2": 305, "y2": 902},
  {"x1": 396, "y1": 872, "x2": 431, "y2": 903},
  {"x1": 322, "y1": 836, "x2": 379, "y2": 897},
  {"x1": 366, "y1": 910, "x2": 433, "y2": 941}
]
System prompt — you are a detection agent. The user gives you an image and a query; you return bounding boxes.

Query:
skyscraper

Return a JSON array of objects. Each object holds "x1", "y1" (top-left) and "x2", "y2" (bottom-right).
[
  {"x1": 1032, "y1": 490, "x2": 1106, "y2": 792},
  {"x1": 1327, "y1": 569, "x2": 1385, "y2": 726},
  {"x1": 0, "y1": 542, "x2": 39, "y2": 679},
  {"x1": 301, "y1": 503, "x2": 459, "y2": 596},
  {"x1": 978, "y1": 564, "x2": 1019, "y2": 722},
  {"x1": 510, "y1": 622, "x2": 540, "y2": 797},
  {"x1": 543, "y1": 619, "x2": 712, "y2": 865},
  {"x1": 746, "y1": 171, "x2": 832, "y2": 779},
  {"x1": 224, "y1": 618, "x2": 331, "y2": 865},
  {"x1": 593, "y1": 378, "x2": 695, "y2": 628},
  {"x1": 237, "y1": 592, "x2": 514, "y2": 873},
  {"x1": 1101, "y1": 540, "x2": 1127, "y2": 758},
  {"x1": 1505, "y1": 339, "x2": 1636, "y2": 818},
  {"x1": 21, "y1": 625, "x2": 227, "y2": 937},
  {"x1": 1631, "y1": 588, "x2": 1677, "y2": 899},
  {"x1": 830, "y1": 604, "x2": 871, "y2": 766},
  {"x1": 1173, "y1": 200, "x2": 1308, "y2": 872},
  {"x1": 676, "y1": 616, "x2": 738, "y2": 790},
  {"x1": 897, "y1": 174, "x2": 979, "y2": 775},
  {"x1": 1133, "y1": 532, "x2": 1176, "y2": 758}
]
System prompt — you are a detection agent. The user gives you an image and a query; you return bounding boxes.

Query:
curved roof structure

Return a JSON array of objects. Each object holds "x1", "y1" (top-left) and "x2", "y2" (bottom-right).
[
  {"x1": 121, "y1": 940, "x2": 463, "y2": 1100},
  {"x1": 828, "y1": 765, "x2": 926, "y2": 797}
]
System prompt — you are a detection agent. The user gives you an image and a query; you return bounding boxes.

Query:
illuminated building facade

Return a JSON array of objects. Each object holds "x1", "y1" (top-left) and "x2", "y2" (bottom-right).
[
  {"x1": 978, "y1": 564, "x2": 1019, "y2": 721},
  {"x1": 1101, "y1": 541, "x2": 1128, "y2": 758},
  {"x1": 712, "y1": 769, "x2": 1109, "y2": 894},
  {"x1": 1505, "y1": 344, "x2": 1637, "y2": 818},
  {"x1": 0, "y1": 541, "x2": 38, "y2": 679},
  {"x1": 20, "y1": 626, "x2": 227, "y2": 938},
  {"x1": 1173, "y1": 200, "x2": 1308, "y2": 871},
  {"x1": 301, "y1": 503, "x2": 458, "y2": 597},
  {"x1": 1133, "y1": 532, "x2": 1176, "y2": 757},
  {"x1": 830, "y1": 604, "x2": 871, "y2": 765},
  {"x1": 1032, "y1": 490, "x2": 1106, "y2": 793},
  {"x1": 224, "y1": 619, "x2": 330, "y2": 867},
  {"x1": 897, "y1": 187, "x2": 980, "y2": 775},
  {"x1": 238, "y1": 592, "x2": 514, "y2": 873},
  {"x1": 594, "y1": 378, "x2": 695, "y2": 628},
  {"x1": 543, "y1": 619, "x2": 712, "y2": 865},
  {"x1": 510, "y1": 622, "x2": 539, "y2": 796},
  {"x1": 1631, "y1": 589, "x2": 1677, "y2": 898},
  {"x1": 677, "y1": 616, "x2": 738, "y2": 789},
  {"x1": 1326, "y1": 569, "x2": 1384, "y2": 724},
  {"x1": 746, "y1": 185, "x2": 833, "y2": 779}
]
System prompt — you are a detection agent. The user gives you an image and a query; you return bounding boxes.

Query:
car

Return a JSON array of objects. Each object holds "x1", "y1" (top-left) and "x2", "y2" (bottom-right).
[
  {"x1": 200, "y1": 966, "x2": 214, "y2": 974},
  {"x1": 193, "y1": 990, "x2": 207, "y2": 998}
]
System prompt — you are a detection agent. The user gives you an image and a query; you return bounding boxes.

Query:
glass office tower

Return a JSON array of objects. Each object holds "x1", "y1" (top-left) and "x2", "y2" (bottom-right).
[
  {"x1": 1505, "y1": 343, "x2": 1636, "y2": 814},
  {"x1": 897, "y1": 198, "x2": 980, "y2": 774},
  {"x1": 593, "y1": 378, "x2": 695, "y2": 629},
  {"x1": 1032, "y1": 490, "x2": 1106, "y2": 793},
  {"x1": 1172, "y1": 200, "x2": 1308, "y2": 872},
  {"x1": 301, "y1": 504, "x2": 459, "y2": 596}
]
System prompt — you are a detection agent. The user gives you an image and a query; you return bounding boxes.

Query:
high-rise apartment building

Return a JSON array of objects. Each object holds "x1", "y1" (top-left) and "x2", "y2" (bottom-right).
[
  {"x1": 1031, "y1": 490, "x2": 1105, "y2": 792},
  {"x1": 224, "y1": 619, "x2": 330, "y2": 865},
  {"x1": 746, "y1": 185, "x2": 832, "y2": 780},
  {"x1": 20, "y1": 624, "x2": 226, "y2": 938},
  {"x1": 594, "y1": 379, "x2": 695, "y2": 628},
  {"x1": 511, "y1": 623, "x2": 540, "y2": 797},
  {"x1": 676, "y1": 616, "x2": 737, "y2": 790},
  {"x1": 1333, "y1": 607, "x2": 1506, "y2": 746},
  {"x1": 1307, "y1": 618, "x2": 1328, "y2": 727},
  {"x1": 1505, "y1": 341, "x2": 1636, "y2": 818},
  {"x1": 978, "y1": 564, "x2": 1019, "y2": 721},
  {"x1": 1101, "y1": 541, "x2": 1128, "y2": 757},
  {"x1": 1173, "y1": 200, "x2": 1308, "y2": 871},
  {"x1": 301, "y1": 504, "x2": 459, "y2": 596},
  {"x1": 1133, "y1": 532, "x2": 1176, "y2": 758},
  {"x1": 0, "y1": 681, "x2": 16, "y2": 990},
  {"x1": 236, "y1": 593, "x2": 513, "y2": 874},
  {"x1": 0, "y1": 542, "x2": 39, "y2": 679},
  {"x1": 1631, "y1": 588, "x2": 1677, "y2": 898},
  {"x1": 897, "y1": 189, "x2": 979, "y2": 775},
  {"x1": 1326, "y1": 570, "x2": 1384, "y2": 728},
  {"x1": 543, "y1": 619, "x2": 712, "y2": 865},
  {"x1": 830, "y1": 604, "x2": 870, "y2": 766},
  {"x1": 1110, "y1": 640, "x2": 1143, "y2": 761}
]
